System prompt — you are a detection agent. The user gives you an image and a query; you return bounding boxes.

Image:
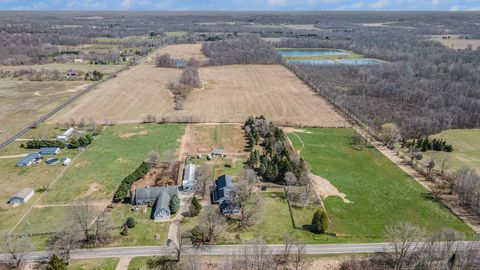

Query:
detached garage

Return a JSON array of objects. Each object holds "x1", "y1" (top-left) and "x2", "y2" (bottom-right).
[{"x1": 9, "y1": 188, "x2": 35, "y2": 206}]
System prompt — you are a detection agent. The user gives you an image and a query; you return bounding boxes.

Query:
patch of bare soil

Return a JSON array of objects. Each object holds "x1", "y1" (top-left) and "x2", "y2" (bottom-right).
[
  {"x1": 85, "y1": 182, "x2": 100, "y2": 196},
  {"x1": 130, "y1": 161, "x2": 180, "y2": 193},
  {"x1": 119, "y1": 129, "x2": 148, "y2": 139},
  {"x1": 309, "y1": 173, "x2": 351, "y2": 203}
]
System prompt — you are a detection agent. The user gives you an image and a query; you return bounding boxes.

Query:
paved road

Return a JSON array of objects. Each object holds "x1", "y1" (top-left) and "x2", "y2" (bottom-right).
[{"x1": 1, "y1": 242, "x2": 479, "y2": 262}]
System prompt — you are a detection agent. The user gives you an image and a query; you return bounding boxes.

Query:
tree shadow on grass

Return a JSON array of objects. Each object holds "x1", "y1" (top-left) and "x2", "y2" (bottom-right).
[{"x1": 147, "y1": 256, "x2": 178, "y2": 270}]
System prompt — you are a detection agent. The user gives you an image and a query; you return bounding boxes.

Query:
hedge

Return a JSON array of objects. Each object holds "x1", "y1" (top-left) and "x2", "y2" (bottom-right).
[
  {"x1": 25, "y1": 140, "x2": 65, "y2": 149},
  {"x1": 113, "y1": 162, "x2": 150, "y2": 202}
]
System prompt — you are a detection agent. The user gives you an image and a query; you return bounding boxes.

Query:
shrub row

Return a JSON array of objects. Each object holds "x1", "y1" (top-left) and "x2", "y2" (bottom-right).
[
  {"x1": 113, "y1": 162, "x2": 150, "y2": 202},
  {"x1": 25, "y1": 139, "x2": 65, "y2": 149},
  {"x1": 68, "y1": 134, "x2": 94, "y2": 149}
]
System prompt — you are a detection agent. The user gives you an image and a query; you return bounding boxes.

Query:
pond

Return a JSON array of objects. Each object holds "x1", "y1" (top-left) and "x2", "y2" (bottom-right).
[
  {"x1": 286, "y1": 59, "x2": 336, "y2": 65},
  {"x1": 336, "y1": 59, "x2": 382, "y2": 65},
  {"x1": 286, "y1": 58, "x2": 383, "y2": 66},
  {"x1": 277, "y1": 49, "x2": 346, "y2": 57}
]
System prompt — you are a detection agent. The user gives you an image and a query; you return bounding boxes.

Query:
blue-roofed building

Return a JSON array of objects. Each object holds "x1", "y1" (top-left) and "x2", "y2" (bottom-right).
[
  {"x1": 211, "y1": 175, "x2": 241, "y2": 215},
  {"x1": 16, "y1": 153, "x2": 42, "y2": 167},
  {"x1": 39, "y1": 147, "x2": 60, "y2": 156}
]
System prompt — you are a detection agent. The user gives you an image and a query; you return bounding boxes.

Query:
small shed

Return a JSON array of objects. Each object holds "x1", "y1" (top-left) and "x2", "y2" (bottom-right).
[
  {"x1": 10, "y1": 188, "x2": 35, "y2": 206},
  {"x1": 39, "y1": 147, "x2": 60, "y2": 156},
  {"x1": 16, "y1": 153, "x2": 42, "y2": 167},
  {"x1": 61, "y1": 157, "x2": 71, "y2": 166}
]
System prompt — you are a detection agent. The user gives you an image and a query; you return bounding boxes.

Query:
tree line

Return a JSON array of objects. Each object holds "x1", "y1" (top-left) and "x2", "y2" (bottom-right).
[{"x1": 202, "y1": 35, "x2": 282, "y2": 66}]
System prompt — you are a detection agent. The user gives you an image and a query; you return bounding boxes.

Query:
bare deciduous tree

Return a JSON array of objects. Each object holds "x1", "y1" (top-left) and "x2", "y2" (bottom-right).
[
  {"x1": 198, "y1": 206, "x2": 225, "y2": 243},
  {"x1": 195, "y1": 164, "x2": 212, "y2": 199},
  {"x1": 3, "y1": 235, "x2": 32, "y2": 269}
]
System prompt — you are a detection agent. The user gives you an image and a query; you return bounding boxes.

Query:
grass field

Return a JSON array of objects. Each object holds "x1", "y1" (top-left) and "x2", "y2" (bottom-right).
[
  {"x1": 0, "y1": 63, "x2": 123, "y2": 74},
  {"x1": 288, "y1": 128, "x2": 473, "y2": 241},
  {"x1": 0, "y1": 80, "x2": 87, "y2": 143},
  {"x1": 0, "y1": 125, "x2": 80, "y2": 235},
  {"x1": 409, "y1": 129, "x2": 480, "y2": 174},
  {"x1": 164, "y1": 31, "x2": 188, "y2": 37},
  {"x1": 12, "y1": 124, "x2": 185, "y2": 235},
  {"x1": 430, "y1": 35, "x2": 480, "y2": 50},
  {"x1": 50, "y1": 62, "x2": 347, "y2": 127},
  {"x1": 69, "y1": 258, "x2": 119, "y2": 270}
]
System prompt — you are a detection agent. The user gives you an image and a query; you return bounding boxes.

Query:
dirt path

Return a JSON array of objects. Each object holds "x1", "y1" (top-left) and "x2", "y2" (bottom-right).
[
  {"x1": 283, "y1": 128, "x2": 350, "y2": 205},
  {"x1": 0, "y1": 153, "x2": 28, "y2": 159},
  {"x1": 167, "y1": 193, "x2": 193, "y2": 247},
  {"x1": 115, "y1": 256, "x2": 132, "y2": 270}
]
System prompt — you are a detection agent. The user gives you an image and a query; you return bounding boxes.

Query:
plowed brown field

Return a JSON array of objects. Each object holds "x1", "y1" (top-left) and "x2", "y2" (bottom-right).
[{"x1": 50, "y1": 49, "x2": 347, "y2": 127}]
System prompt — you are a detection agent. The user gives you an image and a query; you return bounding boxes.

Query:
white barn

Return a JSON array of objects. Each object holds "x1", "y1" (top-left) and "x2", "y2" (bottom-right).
[{"x1": 9, "y1": 188, "x2": 35, "y2": 206}]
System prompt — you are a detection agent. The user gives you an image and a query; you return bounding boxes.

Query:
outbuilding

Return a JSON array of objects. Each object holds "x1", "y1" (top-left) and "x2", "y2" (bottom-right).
[
  {"x1": 39, "y1": 147, "x2": 60, "y2": 156},
  {"x1": 9, "y1": 188, "x2": 35, "y2": 206},
  {"x1": 16, "y1": 152, "x2": 42, "y2": 167},
  {"x1": 182, "y1": 163, "x2": 196, "y2": 191}
]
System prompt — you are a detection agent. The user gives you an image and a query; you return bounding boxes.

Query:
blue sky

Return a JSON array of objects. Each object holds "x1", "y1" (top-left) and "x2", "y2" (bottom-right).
[{"x1": 1, "y1": 0, "x2": 479, "y2": 11}]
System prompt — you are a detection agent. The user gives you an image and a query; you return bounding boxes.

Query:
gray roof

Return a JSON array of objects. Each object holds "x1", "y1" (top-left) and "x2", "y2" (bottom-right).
[
  {"x1": 39, "y1": 147, "x2": 60, "y2": 155},
  {"x1": 133, "y1": 185, "x2": 178, "y2": 204},
  {"x1": 183, "y1": 163, "x2": 196, "y2": 183},
  {"x1": 212, "y1": 175, "x2": 234, "y2": 203},
  {"x1": 152, "y1": 190, "x2": 172, "y2": 218},
  {"x1": 11, "y1": 188, "x2": 34, "y2": 199}
]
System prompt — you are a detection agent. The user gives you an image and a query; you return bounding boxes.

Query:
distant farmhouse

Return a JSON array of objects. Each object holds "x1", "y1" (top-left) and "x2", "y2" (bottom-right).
[
  {"x1": 131, "y1": 185, "x2": 179, "y2": 220},
  {"x1": 57, "y1": 127, "x2": 75, "y2": 142},
  {"x1": 175, "y1": 59, "x2": 187, "y2": 68},
  {"x1": 16, "y1": 152, "x2": 42, "y2": 167},
  {"x1": 9, "y1": 188, "x2": 34, "y2": 206},
  {"x1": 212, "y1": 175, "x2": 241, "y2": 215},
  {"x1": 182, "y1": 163, "x2": 196, "y2": 191}
]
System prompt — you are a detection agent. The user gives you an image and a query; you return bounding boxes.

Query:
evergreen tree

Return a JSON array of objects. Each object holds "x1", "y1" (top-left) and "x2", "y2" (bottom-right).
[
  {"x1": 189, "y1": 196, "x2": 202, "y2": 217},
  {"x1": 311, "y1": 209, "x2": 328, "y2": 234},
  {"x1": 169, "y1": 194, "x2": 180, "y2": 214},
  {"x1": 46, "y1": 254, "x2": 67, "y2": 270}
]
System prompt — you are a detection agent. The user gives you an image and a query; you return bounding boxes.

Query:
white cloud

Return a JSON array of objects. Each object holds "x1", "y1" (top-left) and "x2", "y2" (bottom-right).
[
  {"x1": 369, "y1": 0, "x2": 390, "y2": 9},
  {"x1": 268, "y1": 0, "x2": 288, "y2": 6},
  {"x1": 121, "y1": 0, "x2": 134, "y2": 10},
  {"x1": 449, "y1": 5, "x2": 460, "y2": 11}
]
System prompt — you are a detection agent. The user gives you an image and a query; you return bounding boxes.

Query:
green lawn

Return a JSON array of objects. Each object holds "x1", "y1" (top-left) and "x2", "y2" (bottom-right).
[
  {"x1": 288, "y1": 128, "x2": 473, "y2": 241},
  {"x1": 180, "y1": 193, "x2": 332, "y2": 244},
  {"x1": 107, "y1": 204, "x2": 169, "y2": 247},
  {"x1": 68, "y1": 258, "x2": 118, "y2": 270},
  {"x1": 164, "y1": 31, "x2": 188, "y2": 37},
  {"x1": 13, "y1": 124, "x2": 184, "y2": 236},
  {"x1": 42, "y1": 124, "x2": 185, "y2": 203},
  {"x1": 409, "y1": 129, "x2": 480, "y2": 174}
]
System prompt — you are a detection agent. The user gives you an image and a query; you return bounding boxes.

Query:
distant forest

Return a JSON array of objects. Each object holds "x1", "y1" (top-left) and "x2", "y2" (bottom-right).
[{"x1": 1, "y1": 11, "x2": 479, "y2": 136}]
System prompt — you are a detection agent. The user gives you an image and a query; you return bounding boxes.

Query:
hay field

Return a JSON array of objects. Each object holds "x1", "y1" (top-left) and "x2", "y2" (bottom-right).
[
  {"x1": 175, "y1": 65, "x2": 348, "y2": 127},
  {"x1": 0, "y1": 80, "x2": 87, "y2": 143},
  {"x1": 156, "y1": 43, "x2": 208, "y2": 61},
  {"x1": 50, "y1": 64, "x2": 347, "y2": 127},
  {"x1": 49, "y1": 60, "x2": 181, "y2": 124},
  {"x1": 431, "y1": 35, "x2": 480, "y2": 50}
]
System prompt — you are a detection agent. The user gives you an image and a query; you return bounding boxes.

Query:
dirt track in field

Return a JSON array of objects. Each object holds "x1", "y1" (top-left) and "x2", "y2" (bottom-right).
[{"x1": 157, "y1": 43, "x2": 208, "y2": 62}]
